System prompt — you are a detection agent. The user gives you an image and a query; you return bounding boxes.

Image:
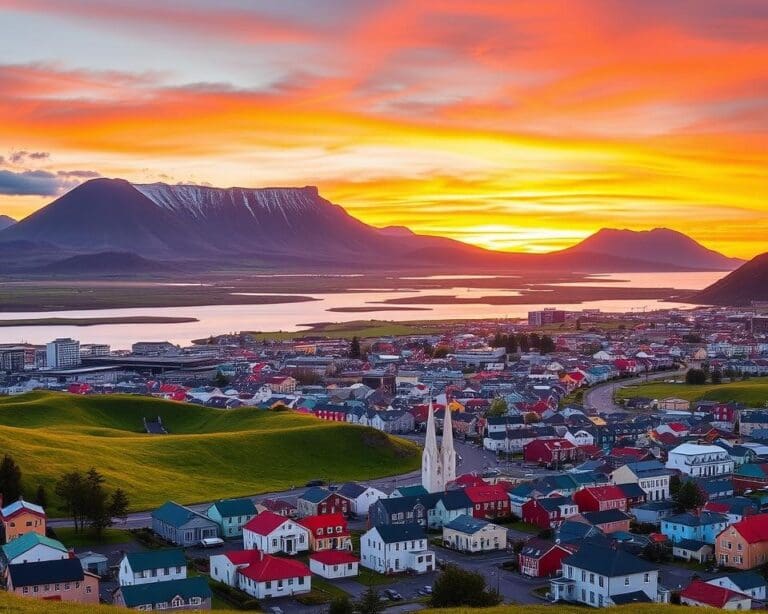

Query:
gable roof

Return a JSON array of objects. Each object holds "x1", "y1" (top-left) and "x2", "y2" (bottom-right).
[
  {"x1": 682, "y1": 580, "x2": 749, "y2": 608},
  {"x1": 152, "y1": 501, "x2": 213, "y2": 528},
  {"x1": 563, "y1": 544, "x2": 657, "y2": 576},
  {"x1": 119, "y1": 577, "x2": 211, "y2": 608},
  {"x1": 8, "y1": 559, "x2": 84, "y2": 587},
  {"x1": 299, "y1": 487, "x2": 334, "y2": 504},
  {"x1": 238, "y1": 552, "x2": 310, "y2": 582},
  {"x1": 310, "y1": 551, "x2": 359, "y2": 565},
  {"x1": 209, "y1": 498, "x2": 256, "y2": 518},
  {"x1": 1, "y1": 532, "x2": 67, "y2": 561},
  {"x1": 125, "y1": 549, "x2": 186, "y2": 573},
  {"x1": 244, "y1": 511, "x2": 293, "y2": 536},
  {"x1": 372, "y1": 523, "x2": 425, "y2": 544},
  {"x1": 337, "y1": 483, "x2": 367, "y2": 499},
  {"x1": 711, "y1": 571, "x2": 766, "y2": 592},
  {"x1": 444, "y1": 514, "x2": 493, "y2": 534},
  {"x1": 581, "y1": 509, "x2": 632, "y2": 525},
  {"x1": 1, "y1": 499, "x2": 45, "y2": 520},
  {"x1": 729, "y1": 514, "x2": 768, "y2": 544},
  {"x1": 298, "y1": 513, "x2": 348, "y2": 535}
]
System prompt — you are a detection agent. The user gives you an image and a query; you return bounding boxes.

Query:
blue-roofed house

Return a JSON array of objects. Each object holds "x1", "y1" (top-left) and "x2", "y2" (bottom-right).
[
  {"x1": 661, "y1": 511, "x2": 729, "y2": 546},
  {"x1": 114, "y1": 576, "x2": 212, "y2": 610},
  {"x1": 151, "y1": 501, "x2": 219, "y2": 547},
  {"x1": 206, "y1": 498, "x2": 258, "y2": 538},
  {"x1": 442, "y1": 514, "x2": 507, "y2": 553},
  {"x1": 630, "y1": 500, "x2": 676, "y2": 525},
  {"x1": 707, "y1": 571, "x2": 768, "y2": 600}
]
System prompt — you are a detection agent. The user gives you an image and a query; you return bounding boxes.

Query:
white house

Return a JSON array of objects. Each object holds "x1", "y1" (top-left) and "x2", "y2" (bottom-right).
[
  {"x1": 0, "y1": 533, "x2": 68, "y2": 569},
  {"x1": 361, "y1": 524, "x2": 435, "y2": 575},
  {"x1": 242, "y1": 511, "x2": 310, "y2": 555},
  {"x1": 565, "y1": 430, "x2": 595, "y2": 447},
  {"x1": 550, "y1": 544, "x2": 669, "y2": 607},
  {"x1": 210, "y1": 550, "x2": 310, "y2": 599},
  {"x1": 706, "y1": 572, "x2": 767, "y2": 601},
  {"x1": 442, "y1": 515, "x2": 508, "y2": 553},
  {"x1": 336, "y1": 483, "x2": 386, "y2": 516},
  {"x1": 309, "y1": 551, "x2": 359, "y2": 579},
  {"x1": 666, "y1": 444, "x2": 734, "y2": 478},
  {"x1": 118, "y1": 550, "x2": 187, "y2": 587},
  {"x1": 610, "y1": 461, "x2": 672, "y2": 502}
]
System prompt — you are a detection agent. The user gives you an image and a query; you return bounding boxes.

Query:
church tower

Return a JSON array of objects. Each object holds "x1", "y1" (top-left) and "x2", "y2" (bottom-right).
[
  {"x1": 421, "y1": 400, "x2": 443, "y2": 493},
  {"x1": 441, "y1": 405, "x2": 457, "y2": 486}
]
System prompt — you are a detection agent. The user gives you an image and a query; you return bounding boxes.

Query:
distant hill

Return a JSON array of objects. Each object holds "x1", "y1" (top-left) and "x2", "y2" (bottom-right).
[
  {"x1": 31, "y1": 251, "x2": 174, "y2": 275},
  {"x1": 557, "y1": 227, "x2": 743, "y2": 271},
  {"x1": 0, "y1": 214, "x2": 15, "y2": 230},
  {"x1": 0, "y1": 178, "x2": 741, "y2": 273},
  {"x1": 691, "y1": 252, "x2": 768, "y2": 305}
]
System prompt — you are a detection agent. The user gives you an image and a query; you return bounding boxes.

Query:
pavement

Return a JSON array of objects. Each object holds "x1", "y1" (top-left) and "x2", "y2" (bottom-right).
[{"x1": 583, "y1": 369, "x2": 685, "y2": 414}]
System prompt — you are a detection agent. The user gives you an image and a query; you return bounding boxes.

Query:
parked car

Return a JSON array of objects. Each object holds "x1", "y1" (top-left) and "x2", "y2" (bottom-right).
[
  {"x1": 383, "y1": 589, "x2": 403, "y2": 601},
  {"x1": 269, "y1": 608, "x2": 284, "y2": 614},
  {"x1": 418, "y1": 586, "x2": 433, "y2": 596},
  {"x1": 305, "y1": 479, "x2": 326, "y2": 487},
  {"x1": 199, "y1": 537, "x2": 224, "y2": 548}
]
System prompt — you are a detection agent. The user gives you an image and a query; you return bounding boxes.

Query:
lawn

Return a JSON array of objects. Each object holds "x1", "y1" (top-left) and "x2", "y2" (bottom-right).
[
  {"x1": 244, "y1": 319, "x2": 445, "y2": 341},
  {"x1": 615, "y1": 376, "x2": 768, "y2": 407},
  {"x1": 50, "y1": 527, "x2": 133, "y2": 547},
  {"x1": 0, "y1": 392, "x2": 420, "y2": 514},
  {"x1": 355, "y1": 567, "x2": 397, "y2": 586}
]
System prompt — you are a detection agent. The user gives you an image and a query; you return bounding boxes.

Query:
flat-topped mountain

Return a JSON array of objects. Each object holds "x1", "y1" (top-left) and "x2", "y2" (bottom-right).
[
  {"x1": 0, "y1": 179, "x2": 744, "y2": 273},
  {"x1": 692, "y1": 252, "x2": 768, "y2": 306},
  {"x1": 558, "y1": 227, "x2": 743, "y2": 271}
]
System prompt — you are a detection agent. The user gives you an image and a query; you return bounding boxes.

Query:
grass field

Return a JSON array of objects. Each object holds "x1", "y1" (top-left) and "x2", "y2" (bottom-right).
[
  {"x1": 49, "y1": 527, "x2": 133, "y2": 546},
  {"x1": 243, "y1": 319, "x2": 447, "y2": 341},
  {"x1": 616, "y1": 376, "x2": 768, "y2": 407},
  {"x1": 0, "y1": 392, "x2": 420, "y2": 513}
]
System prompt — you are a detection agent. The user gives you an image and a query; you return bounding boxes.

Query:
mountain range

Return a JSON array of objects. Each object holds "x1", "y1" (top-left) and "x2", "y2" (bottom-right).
[{"x1": 0, "y1": 178, "x2": 744, "y2": 274}]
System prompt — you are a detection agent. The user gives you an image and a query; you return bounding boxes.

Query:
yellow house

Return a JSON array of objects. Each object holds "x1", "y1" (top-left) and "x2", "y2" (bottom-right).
[{"x1": 1, "y1": 499, "x2": 47, "y2": 543}]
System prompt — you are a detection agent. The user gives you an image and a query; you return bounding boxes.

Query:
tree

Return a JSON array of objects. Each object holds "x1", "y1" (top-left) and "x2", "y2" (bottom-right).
[
  {"x1": 55, "y1": 468, "x2": 124, "y2": 538},
  {"x1": 349, "y1": 336, "x2": 361, "y2": 359},
  {"x1": 517, "y1": 334, "x2": 530, "y2": 353},
  {"x1": 433, "y1": 346, "x2": 450, "y2": 359},
  {"x1": 487, "y1": 398, "x2": 508, "y2": 417},
  {"x1": 327, "y1": 595, "x2": 354, "y2": 614},
  {"x1": 34, "y1": 485, "x2": 48, "y2": 508},
  {"x1": 669, "y1": 474, "x2": 682, "y2": 500},
  {"x1": 685, "y1": 368, "x2": 707, "y2": 385},
  {"x1": 0, "y1": 454, "x2": 22, "y2": 502},
  {"x1": 505, "y1": 334, "x2": 518, "y2": 354},
  {"x1": 55, "y1": 471, "x2": 87, "y2": 532},
  {"x1": 430, "y1": 564, "x2": 502, "y2": 608},
  {"x1": 110, "y1": 488, "x2": 130, "y2": 524},
  {"x1": 540, "y1": 335, "x2": 556, "y2": 354},
  {"x1": 523, "y1": 412, "x2": 541, "y2": 424},
  {"x1": 211, "y1": 371, "x2": 230, "y2": 388},
  {"x1": 711, "y1": 369, "x2": 723, "y2": 385},
  {"x1": 529, "y1": 333, "x2": 541, "y2": 349},
  {"x1": 674, "y1": 480, "x2": 706, "y2": 512},
  {"x1": 356, "y1": 586, "x2": 384, "y2": 614},
  {"x1": 491, "y1": 332, "x2": 505, "y2": 348}
]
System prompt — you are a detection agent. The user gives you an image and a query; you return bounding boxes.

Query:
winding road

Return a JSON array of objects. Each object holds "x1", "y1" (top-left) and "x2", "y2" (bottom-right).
[{"x1": 584, "y1": 369, "x2": 685, "y2": 413}]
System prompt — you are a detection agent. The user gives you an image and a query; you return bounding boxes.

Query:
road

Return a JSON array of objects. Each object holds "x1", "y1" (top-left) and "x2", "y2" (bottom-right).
[{"x1": 584, "y1": 369, "x2": 685, "y2": 414}]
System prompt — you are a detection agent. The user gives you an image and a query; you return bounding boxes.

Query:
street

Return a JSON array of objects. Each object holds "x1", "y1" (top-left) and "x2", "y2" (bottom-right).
[{"x1": 583, "y1": 369, "x2": 685, "y2": 414}]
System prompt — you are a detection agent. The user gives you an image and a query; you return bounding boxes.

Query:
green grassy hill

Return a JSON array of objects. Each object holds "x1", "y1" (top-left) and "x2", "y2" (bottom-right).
[
  {"x1": 616, "y1": 376, "x2": 768, "y2": 407},
  {"x1": 0, "y1": 392, "x2": 419, "y2": 512}
]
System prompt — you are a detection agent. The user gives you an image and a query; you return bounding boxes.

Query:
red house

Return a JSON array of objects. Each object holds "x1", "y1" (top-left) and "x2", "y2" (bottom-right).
[
  {"x1": 521, "y1": 496, "x2": 579, "y2": 529},
  {"x1": 523, "y1": 439, "x2": 581, "y2": 468},
  {"x1": 297, "y1": 488, "x2": 350, "y2": 518},
  {"x1": 464, "y1": 485, "x2": 511, "y2": 520},
  {"x1": 573, "y1": 486, "x2": 627, "y2": 513},
  {"x1": 518, "y1": 538, "x2": 574, "y2": 577},
  {"x1": 580, "y1": 509, "x2": 632, "y2": 534}
]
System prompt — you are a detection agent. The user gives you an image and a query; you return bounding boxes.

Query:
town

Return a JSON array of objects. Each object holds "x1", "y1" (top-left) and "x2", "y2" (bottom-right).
[{"x1": 0, "y1": 306, "x2": 767, "y2": 612}]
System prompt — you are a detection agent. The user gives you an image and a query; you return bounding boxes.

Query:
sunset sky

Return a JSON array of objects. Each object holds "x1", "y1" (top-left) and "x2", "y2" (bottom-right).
[{"x1": 0, "y1": 0, "x2": 766, "y2": 257}]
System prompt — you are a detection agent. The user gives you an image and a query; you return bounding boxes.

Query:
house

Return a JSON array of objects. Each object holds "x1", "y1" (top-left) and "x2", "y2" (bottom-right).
[
  {"x1": 336, "y1": 483, "x2": 385, "y2": 516},
  {"x1": 610, "y1": 460, "x2": 672, "y2": 502},
  {"x1": 659, "y1": 397, "x2": 690, "y2": 411},
  {"x1": 0, "y1": 533, "x2": 68, "y2": 569},
  {"x1": 429, "y1": 490, "x2": 475, "y2": 529},
  {"x1": 522, "y1": 496, "x2": 579, "y2": 529},
  {"x1": 114, "y1": 577, "x2": 212, "y2": 611},
  {"x1": 615, "y1": 483, "x2": 646, "y2": 508},
  {"x1": 518, "y1": 539, "x2": 573, "y2": 578},
  {"x1": 210, "y1": 550, "x2": 311, "y2": 600},
  {"x1": 152, "y1": 501, "x2": 219, "y2": 547},
  {"x1": 523, "y1": 438, "x2": 581, "y2": 468},
  {"x1": 550, "y1": 544, "x2": 669, "y2": 607},
  {"x1": 309, "y1": 550, "x2": 359, "y2": 579},
  {"x1": 298, "y1": 513, "x2": 352, "y2": 552},
  {"x1": 630, "y1": 500, "x2": 677, "y2": 525},
  {"x1": 0, "y1": 498, "x2": 46, "y2": 543},
  {"x1": 707, "y1": 571, "x2": 767, "y2": 601},
  {"x1": 661, "y1": 512, "x2": 729, "y2": 546},
  {"x1": 672, "y1": 540, "x2": 714, "y2": 563},
  {"x1": 368, "y1": 494, "x2": 432, "y2": 528},
  {"x1": 242, "y1": 511, "x2": 310, "y2": 555},
  {"x1": 206, "y1": 498, "x2": 257, "y2": 538},
  {"x1": 680, "y1": 579, "x2": 751, "y2": 610},
  {"x1": 464, "y1": 485, "x2": 512, "y2": 520},
  {"x1": 118, "y1": 549, "x2": 187, "y2": 586},
  {"x1": 6, "y1": 559, "x2": 99, "y2": 605},
  {"x1": 261, "y1": 498, "x2": 296, "y2": 518},
  {"x1": 666, "y1": 443, "x2": 734, "y2": 478},
  {"x1": 573, "y1": 486, "x2": 627, "y2": 513},
  {"x1": 580, "y1": 509, "x2": 632, "y2": 534},
  {"x1": 360, "y1": 524, "x2": 435, "y2": 575},
  {"x1": 442, "y1": 515, "x2": 507, "y2": 553},
  {"x1": 77, "y1": 551, "x2": 109, "y2": 577},
  {"x1": 296, "y1": 487, "x2": 350, "y2": 518},
  {"x1": 703, "y1": 497, "x2": 758, "y2": 524},
  {"x1": 715, "y1": 514, "x2": 768, "y2": 569},
  {"x1": 556, "y1": 519, "x2": 604, "y2": 545},
  {"x1": 733, "y1": 463, "x2": 768, "y2": 494},
  {"x1": 739, "y1": 411, "x2": 768, "y2": 436}
]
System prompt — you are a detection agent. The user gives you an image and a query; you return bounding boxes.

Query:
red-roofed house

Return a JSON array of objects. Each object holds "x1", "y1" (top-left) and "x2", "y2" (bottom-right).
[
  {"x1": 464, "y1": 485, "x2": 512, "y2": 520},
  {"x1": 518, "y1": 539, "x2": 574, "y2": 578},
  {"x1": 523, "y1": 439, "x2": 581, "y2": 468},
  {"x1": 715, "y1": 514, "x2": 768, "y2": 570},
  {"x1": 261, "y1": 498, "x2": 297, "y2": 518},
  {"x1": 451, "y1": 474, "x2": 489, "y2": 489},
  {"x1": 298, "y1": 514, "x2": 352, "y2": 552},
  {"x1": 210, "y1": 550, "x2": 311, "y2": 599},
  {"x1": 610, "y1": 447, "x2": 652, "y2": 462},
  {"x1": 309, "y1": 550, "x2": 359, "y2": 579},
  {"x1": 680, "y1": 580, "x2": 751, "y2": 610},
  {"x1": 243, "y1": 511, "x2": 309, "y2": 555},
  {"x1": 573, "y1": 486, "x2": 628, "y2": 513}
]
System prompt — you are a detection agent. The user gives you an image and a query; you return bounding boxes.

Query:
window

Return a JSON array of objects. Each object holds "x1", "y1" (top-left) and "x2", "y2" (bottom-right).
[
  {"x1": 298, "y1": 577, "x2": 304, "y2": 585},
  {"x1": 266, "y1": 582, "x2": 272, "y2": 589},
  {"x1": 44, "y1": 585, "x2": 50, "y2": 591},
  {"x1": 581, "y1": 570, "x2": 586, "y2": 581},
  {"x1": 589, "y1": 573, "x2": 594, "y2": 584},
  {"x1": 191, "y1": 598, "x2": 201, "y2": 606},
  {"x1": 598, "y1": 577, "x2": 604, "y2": 588},
  {"x1": 65, "y1": 583, "x2": 70, "y2": 590},
  {"x1": 644, "y1": 573, "x2": 650, "y2": 583},
  {"x1": 55, "y1": 584, "x2": 61, "y2": 592},
  {"x1": 624, "y1": 577, "x2": 630, "y2": 586},
  {"x1": 22, "y1": 587, "x2": 28, "y2": 595},
  {"x1": 86, "y1": 586, "x2": 93, "y2": 594}
]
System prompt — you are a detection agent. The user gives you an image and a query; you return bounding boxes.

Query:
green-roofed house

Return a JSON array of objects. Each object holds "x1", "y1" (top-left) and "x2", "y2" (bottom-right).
[
  {"x1": 114, "y1": 576, "x2": 212, "y2": 611},
  {"x1": 152, "y1": 501, "x2": 219, "y2": 547},
  {"x1": 0, "y1": 532, "x2": 69, "y2": 570},
  {"x1": 118, "y1": 549, "x2": 187, "y2": 586},
  {"x1": 391, "y1": 485, "x2": 429, "y2": 498},
  {"x1": 206, "y1": 498, "x2": 257, "y2": 538}
]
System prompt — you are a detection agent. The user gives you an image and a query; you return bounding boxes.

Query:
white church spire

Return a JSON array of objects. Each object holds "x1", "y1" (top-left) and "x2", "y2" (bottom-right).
[
  {"x1": 421, "y1": 397, "x2": 443, "y2": 493},
  {"x1": 441, "y1": 404, "x2": 456, "y2": 486}
]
